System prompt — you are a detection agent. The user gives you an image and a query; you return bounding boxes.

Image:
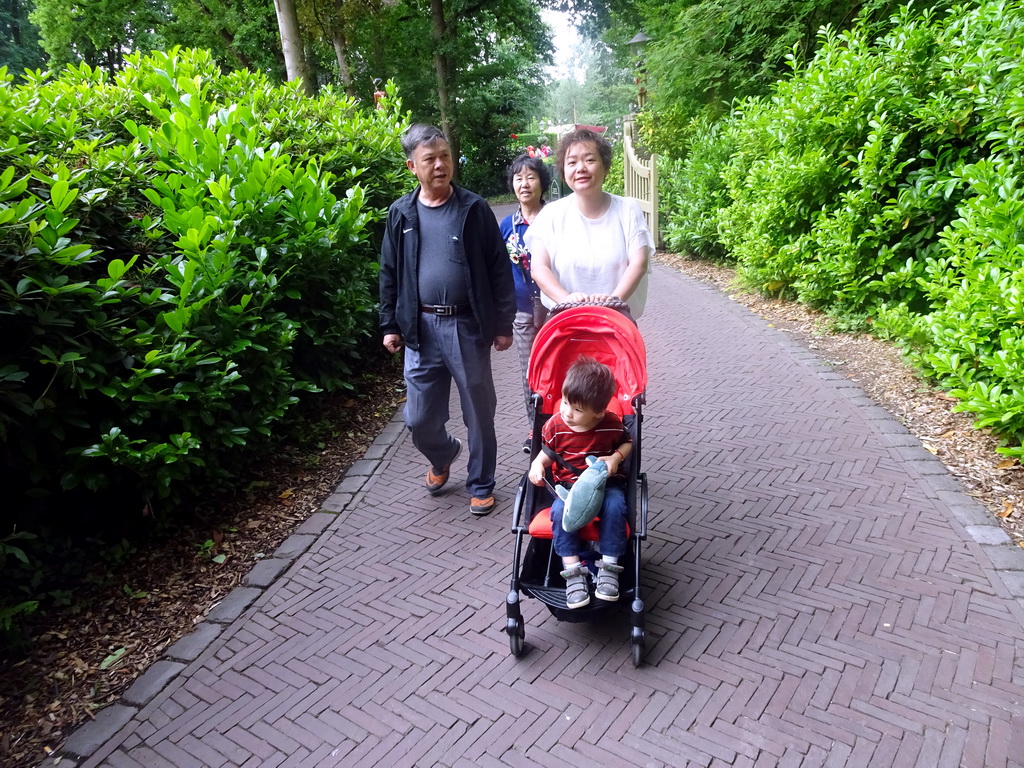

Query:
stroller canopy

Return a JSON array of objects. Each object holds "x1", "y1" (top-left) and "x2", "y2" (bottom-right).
[{"x1": 528, "y1": 306, "x2": 647, "y2": 415}]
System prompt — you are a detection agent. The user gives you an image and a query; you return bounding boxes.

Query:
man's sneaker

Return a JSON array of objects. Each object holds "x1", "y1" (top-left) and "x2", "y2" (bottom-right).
[
  {"x1": 425, "y1": 439, "x2": 462, "y2": 494},
  {"x1": 470, "y1": 496, "x2": 495, "y2": 516},
  {"x1": 561, "y1": 563, "x2": 590, "y2": 609},
  {"x1": 594, "y1": 559, "x2": 623, "y2": 601}
]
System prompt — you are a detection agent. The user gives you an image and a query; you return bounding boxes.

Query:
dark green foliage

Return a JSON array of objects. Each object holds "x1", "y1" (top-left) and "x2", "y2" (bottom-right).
[
  {"x1": 713, "y1": 5, "x2": 988, "y2": 312},
  {"x1": 604, "y1": 142, "x2": 625, "y2": 197},
  {"x1": 0, "y1": 48, "x2": 409, "y2": 523},
  {"x1": 635, "y1": 0, "x2": 956, "y2": 155},
  {"x1": 0, "y1": 0, "x2": 45, "y2": 75},
  {"x1": 29, "y1": 0, "x2": 167, "y2": 73},
  {"x1": 24, "y1": 0, "x2": 550, "y2": 198},
  {"x1": 440, "y1": 2, "x2": 551, "y2": 194},
  {"x1": 656, "y1": 115, "x2": 734, "y2": 259},
  {"x1": 659, "y1": 0, "x2": 1024, "y2": 458},
  {"x1": 161, "y1": 0, "x2": 285, "y2": 77},
  {"x1": 452, "y1": 38, "x2": 546, "y2": 196}
]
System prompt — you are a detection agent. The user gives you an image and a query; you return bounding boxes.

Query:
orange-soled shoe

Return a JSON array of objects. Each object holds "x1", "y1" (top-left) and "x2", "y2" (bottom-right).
[
  {"x1": 470, "y1": 495, "x2": 495, "y2": 516},
  {"x1": 425, "y1": 439, "x2": 462, "y2": 494}
]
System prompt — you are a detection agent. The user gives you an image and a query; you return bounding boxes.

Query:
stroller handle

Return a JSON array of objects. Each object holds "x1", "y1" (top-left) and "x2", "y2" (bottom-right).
[{"x1": 549, "y1": 297, "x2": 633, "y2": 318}]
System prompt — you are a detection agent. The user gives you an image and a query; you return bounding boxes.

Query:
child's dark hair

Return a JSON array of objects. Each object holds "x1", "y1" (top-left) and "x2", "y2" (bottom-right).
[{"x1": 562, "y1": 356, "x2": 616, "y2": 413}]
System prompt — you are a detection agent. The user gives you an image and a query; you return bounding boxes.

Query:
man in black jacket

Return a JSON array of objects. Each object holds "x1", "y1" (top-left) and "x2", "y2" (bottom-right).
[{"x1": 380, "y1": 124, "x2": 516, "y2": 516}]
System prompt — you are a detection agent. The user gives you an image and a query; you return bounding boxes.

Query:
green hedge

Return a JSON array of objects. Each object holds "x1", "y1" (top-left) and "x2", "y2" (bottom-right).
[
  {"x1": 0, "y1": 48, "x2": 410, "y2": 517},
  {"x1": 658, "y1": 0, "x2": 1024, "y2": 457},
  {"x1": 657, "y1": 116, "x2": 734, "y2": 260}
]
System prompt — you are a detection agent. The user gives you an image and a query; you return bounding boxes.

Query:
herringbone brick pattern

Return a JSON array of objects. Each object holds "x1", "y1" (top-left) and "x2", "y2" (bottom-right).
[{"x1": 75, "y1": 264, "x2": 1024, "y2": 768}]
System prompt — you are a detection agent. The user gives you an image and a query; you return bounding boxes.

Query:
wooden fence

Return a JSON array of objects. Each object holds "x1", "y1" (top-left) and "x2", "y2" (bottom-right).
[{"x1": 623, "y1": 118, "x2": 659, "y2": 246}]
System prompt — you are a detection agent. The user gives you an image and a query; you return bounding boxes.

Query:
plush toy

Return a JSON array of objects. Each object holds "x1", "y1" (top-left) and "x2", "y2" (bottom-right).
[{"x1": 559, "y1": 455, "x2": 609, "y2": 532}]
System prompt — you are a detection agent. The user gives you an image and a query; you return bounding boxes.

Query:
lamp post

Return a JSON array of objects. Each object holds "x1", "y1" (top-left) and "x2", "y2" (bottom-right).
[{"x1": 627, "y1": 31, "x2": 651, "y2": 111}]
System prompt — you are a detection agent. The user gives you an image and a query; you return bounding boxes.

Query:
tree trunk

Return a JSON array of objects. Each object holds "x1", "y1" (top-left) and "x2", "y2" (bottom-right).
[
  {"x1": 330, "y1": 24, "x2": 356, "y2": 98},
  {"x1": 273, "y1": 0, "x2": 312, "y2": 95},
  {"x1": 8, "y1": 0, "x2": 22, "y2": 45},
  {"x1": 430, "y1": 0, "x2": 459, "y2": 174}
]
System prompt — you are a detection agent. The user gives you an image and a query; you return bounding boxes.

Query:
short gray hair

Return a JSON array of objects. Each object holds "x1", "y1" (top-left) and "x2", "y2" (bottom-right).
[{"x1": 402, "y1": 124, "x2": 448, "y2": 158}]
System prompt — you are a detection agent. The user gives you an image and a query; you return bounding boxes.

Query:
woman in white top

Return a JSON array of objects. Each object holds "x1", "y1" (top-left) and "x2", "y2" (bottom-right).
[{"x1": 524, "y1": 129, "x2": 654, "y2": 318}]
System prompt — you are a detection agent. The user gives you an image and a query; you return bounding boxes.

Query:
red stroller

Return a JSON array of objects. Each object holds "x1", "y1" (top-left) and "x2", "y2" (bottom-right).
[{"x1": 504, "y1": 302, "x2": 650, "y2": 666}]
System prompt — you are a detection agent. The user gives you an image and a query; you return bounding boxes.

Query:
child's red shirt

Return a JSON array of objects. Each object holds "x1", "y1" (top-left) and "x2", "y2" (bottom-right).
[{"x1": 541, "y1": 412, "x2": 631, "y2": 485}]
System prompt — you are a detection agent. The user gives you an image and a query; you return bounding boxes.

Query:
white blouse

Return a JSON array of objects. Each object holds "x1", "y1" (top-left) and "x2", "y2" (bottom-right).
[{"x1": 524, "y1": 193, "x2": 654, "y2": 317}]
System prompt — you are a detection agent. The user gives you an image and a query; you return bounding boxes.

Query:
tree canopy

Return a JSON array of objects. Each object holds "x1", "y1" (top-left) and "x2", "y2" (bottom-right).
[
  {"x1": 9, "y1": 0, "x2": 956, "y2": 184},
  {"x1": 568, "y1": 0, "x2": 958, "y2": 154},
  {"x1": 2, "y1": 0, "x2": 554, "y2": 192},
  {"x1": 542, "y1": 38, "x2": 633, "y2": 131},
  {"x1": 29, "y1": 0, "x2": 165, "y2": 72},
  {"x1": 0, "y1": 0, "x2": 44, "y2": 73}
]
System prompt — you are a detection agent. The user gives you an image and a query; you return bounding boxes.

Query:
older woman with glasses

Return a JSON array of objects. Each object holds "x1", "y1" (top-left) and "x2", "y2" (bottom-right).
[{"x1": 500, "y1": 152, "x2": 552, "y2": 450}]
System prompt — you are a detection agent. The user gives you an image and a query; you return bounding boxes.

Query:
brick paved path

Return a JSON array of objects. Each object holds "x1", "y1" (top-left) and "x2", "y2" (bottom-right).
[{"x1": 55, "y1": 245, "x2": 1024, "y2": 766}]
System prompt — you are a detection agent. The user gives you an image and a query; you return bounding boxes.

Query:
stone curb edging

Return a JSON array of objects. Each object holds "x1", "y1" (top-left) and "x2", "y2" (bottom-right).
[{"x1": 42, "y1": 411, "x2": 405, "y2": 767}]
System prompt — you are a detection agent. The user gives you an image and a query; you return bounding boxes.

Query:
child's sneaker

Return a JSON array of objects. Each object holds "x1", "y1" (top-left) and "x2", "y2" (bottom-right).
[
  {"x1": 560, "y1": 563, "x2": 590, "y2": 609},
  {"x1": 595, "y1": 559, "x2": 623, "y2": 601}
]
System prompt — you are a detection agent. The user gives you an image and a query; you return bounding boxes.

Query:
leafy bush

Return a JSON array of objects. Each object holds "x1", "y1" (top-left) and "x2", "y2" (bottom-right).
[
  {"x1": 605, "y1": 141, "x2": 625, "y2": 197},
  {"x1": 636, "y1": 102, "x2": 709, "y2": 160},
  {"x1": 460, "y1": 138, "x2": 519, "y2": 198},
  {"x1": 637, "y1": 0, "x2": 958, "y2": 137},
  {"x1": 658, "y1": 116, "x2": 735, "y2": 260},
  {"x1": 0, "y1": 49, "x2": 409, "y2": 540},
  {"x1": 714, "y1": 10, "x2": 970, "y2": 311},
  {"x1": 663, "y1": 0, "x2": 1024, "y2": 456}
]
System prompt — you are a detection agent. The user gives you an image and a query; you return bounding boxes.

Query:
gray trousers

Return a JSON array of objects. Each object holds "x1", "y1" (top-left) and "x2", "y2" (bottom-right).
[
  {"x1": 403, "y1": 313, "x2": 497, "y2": 498},
  {"x1": 512, "y1": 309, "x2": 541, "y2": 424}
]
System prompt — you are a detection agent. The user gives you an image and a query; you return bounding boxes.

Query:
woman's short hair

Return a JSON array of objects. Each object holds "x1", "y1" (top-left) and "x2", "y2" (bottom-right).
[
  {"x1": 556, "y1": 129, "x2": 613, "y2": 177},
  {"x1": 506, "y1": 153, "x2": 552, "y2": 196},
  {"x1": 562, "y1": 355, "x2": 617, "y2": 413}
]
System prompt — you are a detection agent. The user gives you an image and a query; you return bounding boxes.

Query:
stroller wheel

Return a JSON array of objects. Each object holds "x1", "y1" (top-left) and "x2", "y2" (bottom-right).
[
  {"x1": 508, "y1": 618, "x2": 526, "y2": 657},
  {"x1": 630, "y1": 628, "x2": 646, "y2": 668}
]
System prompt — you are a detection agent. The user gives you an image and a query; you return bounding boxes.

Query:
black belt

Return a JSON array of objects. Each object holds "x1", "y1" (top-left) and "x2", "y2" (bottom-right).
[{"x1": 420, "y1": 304, "x2": 469, "y2": 316}]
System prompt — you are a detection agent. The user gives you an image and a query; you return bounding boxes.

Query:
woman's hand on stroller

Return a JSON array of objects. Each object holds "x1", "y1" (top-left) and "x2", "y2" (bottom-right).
[{"x1": 563, "y1": 292, "x2": 615, "y2": 303}]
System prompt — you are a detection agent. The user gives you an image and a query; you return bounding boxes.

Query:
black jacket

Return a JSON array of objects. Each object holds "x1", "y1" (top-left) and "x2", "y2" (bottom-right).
[{"x1": 379, "y1": 184, "x2": 516, "y2": 350}]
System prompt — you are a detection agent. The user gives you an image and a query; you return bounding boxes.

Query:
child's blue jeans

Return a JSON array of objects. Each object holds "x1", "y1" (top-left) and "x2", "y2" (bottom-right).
[{"x1": 550, "y1": 485, "x2": 628, "y2": 559}]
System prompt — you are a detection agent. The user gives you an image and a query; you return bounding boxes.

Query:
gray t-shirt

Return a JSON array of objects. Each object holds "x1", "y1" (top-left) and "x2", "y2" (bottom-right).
[{"x1": 417, "y1": 195, "x2": 470, "y2": 306}]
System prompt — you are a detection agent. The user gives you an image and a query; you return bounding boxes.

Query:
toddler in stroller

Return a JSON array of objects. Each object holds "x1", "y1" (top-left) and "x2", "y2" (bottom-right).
[
  {"x1": 505, "y1": 302, "x2": 649, "y2": 666},
  {"x1": 527, "y1": 355, "x2": 632, "y2": 609}
]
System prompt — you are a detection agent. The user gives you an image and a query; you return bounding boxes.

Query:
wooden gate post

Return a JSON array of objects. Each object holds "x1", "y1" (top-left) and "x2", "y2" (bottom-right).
[{"x1": 623, "y1": 118, "x2": 659, "y2": 247}]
